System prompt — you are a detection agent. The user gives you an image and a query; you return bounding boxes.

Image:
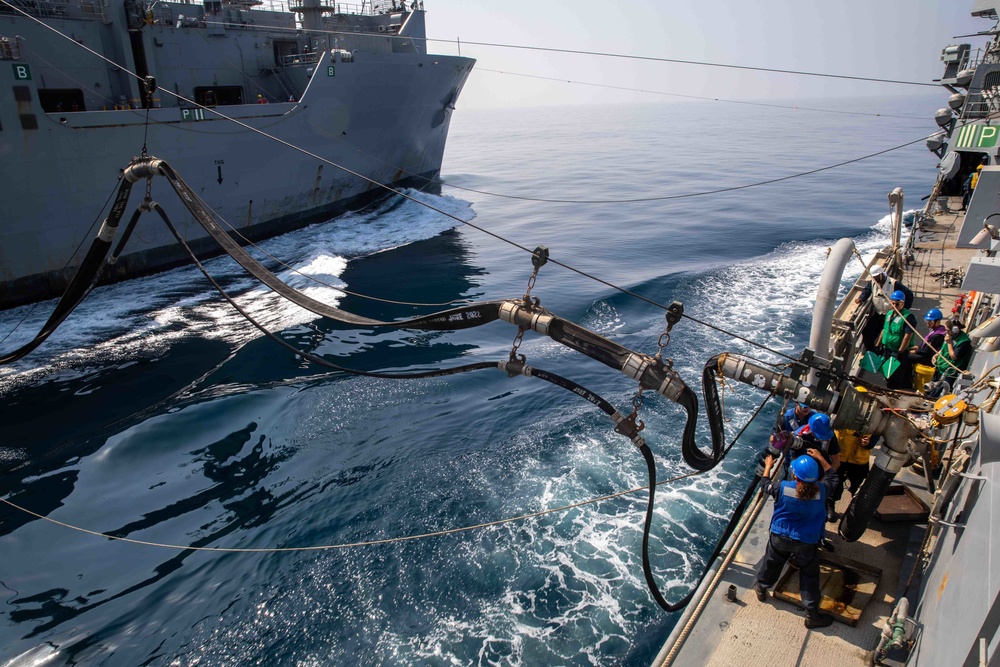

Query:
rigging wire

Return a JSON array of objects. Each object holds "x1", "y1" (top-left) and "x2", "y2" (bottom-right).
[
  {"x1": 475, "y1": 68, "x2": 929, "y2": 120},
  {"x1": 0, "y1": 0, "x2": 923, "y2": 365},
  {"x1": 0, "y1": 469, "x2": 700, "y2": 553},
  {"x1": 424, "y1": 37, "x2": 940, "y2": 88},
  {"x1": 194, "y1": 184, "x2": 474, "y2": 308},
  {"x1": 0, "y1": 176, "x2": 123, "y2": 345},
  {"x1": 0, "y1": 386, "x2": 774, "y2": 554},
  {"x1": 135, "y1": 16, "x2": 939, "y2": 90},
  {"x1": 434, "y1": 135, "x2": 936, "y2": 205}
]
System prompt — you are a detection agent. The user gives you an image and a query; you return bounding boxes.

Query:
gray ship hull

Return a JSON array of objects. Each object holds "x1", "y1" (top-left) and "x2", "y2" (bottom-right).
[{"x1": 0, "y1": 4, "x2": 474, "y2": 309}]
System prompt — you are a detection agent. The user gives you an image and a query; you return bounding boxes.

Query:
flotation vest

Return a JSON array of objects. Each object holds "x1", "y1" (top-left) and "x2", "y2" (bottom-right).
[
  {"x1": 934, "y1": 332, "x2": 972, "y2": 376},
  {"x1": 782, "y1": 407, "x2": 813, "y2": 433},
  {"x1": 871, "y1": 278, "x2": 893, "y2": 315},
  {"x1": 881, "y1": 308, "x2": 912, "y2": 351},
  {"x1": 834, "y1": 429, "x2": 870, "y2": 465},
  {"x1": 770, "y1": 481, "x2": 827, "y2": 544}
]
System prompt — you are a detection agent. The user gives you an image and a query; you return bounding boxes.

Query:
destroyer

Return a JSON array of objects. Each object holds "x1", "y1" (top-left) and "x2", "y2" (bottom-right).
[{"x1": 0, "y1": 0, "x2": 473, "y2": 308}]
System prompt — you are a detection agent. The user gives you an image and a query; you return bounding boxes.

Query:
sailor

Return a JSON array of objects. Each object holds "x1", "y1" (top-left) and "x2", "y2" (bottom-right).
[
  {"x1": 793, "y1": 412, "x2": 842, "y2": 523},
  {"x1": 833, "y1": 428, "x2": 873, "y2": 497},
  {"x1": 963, "y1": 155, "x2": 989, "y2": 210},
  {"x1": 779, "y1": 402, "x2": 814, "y2": 434},
  {"x1": 908, "y1": 308, "x2": 946, "y2": 367},
  {"x1": 856, "y1": 265, "x2": 912, "y2": 352},
  {"x1": 931, "y1": 319, "x2": 973, "y2": 389},
  {"x1": 880, "y1": 290, "x2": 917, "y2": 390},
  {"x1": 753, "y1": 450, "x2": 838, "y2": 629},
  {"x1": 257, "y1": 94, "x2": 268, "y2": 104}
]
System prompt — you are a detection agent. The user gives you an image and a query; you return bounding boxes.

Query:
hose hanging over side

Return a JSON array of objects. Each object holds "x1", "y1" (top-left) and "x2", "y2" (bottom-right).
[
  {"x1": 154, "y1": 203, "x2": 502, "y2": 381},
  {"x1": 500, "y1": 302, "x2": 730, "y2": 471},
  {"x1": 0, "y1": 179, "x2": 135, "y2": 365},
  {"x1": 151, "y1": 159, "x2": 503, "y2": 331},
  {"x1": 502, "y1": 358, "x2": 697, "y2": 611}
]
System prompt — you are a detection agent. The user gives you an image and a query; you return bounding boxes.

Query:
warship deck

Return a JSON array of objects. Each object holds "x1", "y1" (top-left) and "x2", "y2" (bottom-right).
[{"x1": 655, "y1": 202, "x2": 975, "y2": 666}]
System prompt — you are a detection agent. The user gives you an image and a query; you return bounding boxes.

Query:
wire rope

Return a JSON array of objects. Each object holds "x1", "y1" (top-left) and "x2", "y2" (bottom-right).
[
  {"x1": 475, "y1": 68, "x2": 929, "y2": 120},
  {"x1": 424, "y1": 37, "x2": 939, "y2": 88},
  {"x1": 0, "y1": 0, "x2": 912, "y2": 368}
]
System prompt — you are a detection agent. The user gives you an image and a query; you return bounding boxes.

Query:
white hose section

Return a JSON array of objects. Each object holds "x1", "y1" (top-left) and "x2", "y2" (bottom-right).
[{"x1": 808, "y1": 238, "x2": 857, "y2": 386}]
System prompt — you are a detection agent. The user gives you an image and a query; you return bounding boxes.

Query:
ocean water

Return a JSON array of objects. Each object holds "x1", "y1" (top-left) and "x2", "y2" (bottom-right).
[{"x1": 0, "y1": 94, "x2": 942, "y2": 666}]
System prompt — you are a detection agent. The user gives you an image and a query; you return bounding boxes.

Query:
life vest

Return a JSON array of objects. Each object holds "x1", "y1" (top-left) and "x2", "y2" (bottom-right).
[
  {"x1": 873, "y1": 293, "x2": 892, "y2": 315},
  {"x1": 770, "y1": 481, "x2": 827, "y2": 544},
  {"x1": 871, "y1": 278, "x2": 893, "y2": 315},
  {"x1": 782, "y1": 407, "x2": 813, "y2": 433},
  {"x1": 934, "y1": 332, "x2": 972, "y2": 375},
  {"x1": 881, "y1": 308, "x2": 912, "y2": 351},
  {"x1": 917, "y1": 324, "x2": 947, "y2": 355},
  {"x1": 972, "y1": 165, "x2": 984, "y2": 190},
  {"x1": 834, "y1": 429, "x2": 870, "y2": 465}
]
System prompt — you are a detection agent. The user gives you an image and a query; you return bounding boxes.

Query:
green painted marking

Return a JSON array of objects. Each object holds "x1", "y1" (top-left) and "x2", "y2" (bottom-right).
[
  {"x1": 327, "y1": 65, "x2": 335, "y2": 77},
  {"x1": 180, "y1": 108, "x2": 205, "y2": 122},
  {"x1": 955, "y1": 123, "x2": 998, "y2": 148},
  {"x1": 12, "y1": 63, "x2": 30, "y2": 80}
]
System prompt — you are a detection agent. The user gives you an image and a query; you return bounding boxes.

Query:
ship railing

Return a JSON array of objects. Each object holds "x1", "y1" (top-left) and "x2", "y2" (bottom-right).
[
  {"x1": 262, "y1": 0, "x2": 415, "y2": 15},
  {"x1": 960, "y1": 92, "x2": 1000, "y2": 120},
  {"x1": 278, "y1": 51, "x2": 319, "y2": 65},
  {"x1": 0, "y1": 0, "x2": 107, "y2": 21}
]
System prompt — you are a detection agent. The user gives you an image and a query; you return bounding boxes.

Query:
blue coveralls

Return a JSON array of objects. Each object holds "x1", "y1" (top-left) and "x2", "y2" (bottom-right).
[
  {"x1": 780, "y1": 406, "x2": 813, "y2": 433},
  {"x1": 755, "y1": 468, "x2": 839, "y2": 617}
]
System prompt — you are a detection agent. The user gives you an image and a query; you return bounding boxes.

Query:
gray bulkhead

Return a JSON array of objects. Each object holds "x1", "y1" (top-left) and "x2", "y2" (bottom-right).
[{"x1": 0, "y1": 0, "x2": 474, "y2": 307}]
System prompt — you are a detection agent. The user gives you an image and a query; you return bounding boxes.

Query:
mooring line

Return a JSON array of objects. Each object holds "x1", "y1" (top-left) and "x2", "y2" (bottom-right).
[{"x1": 0, "y1": 472, "x2": 703, "y2": 554}]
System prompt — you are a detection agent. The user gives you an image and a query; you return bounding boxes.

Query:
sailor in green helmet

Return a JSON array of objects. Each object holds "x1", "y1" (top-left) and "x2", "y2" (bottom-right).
[{"x1": 879, "y1": 290, "x2": 917, "y2": 389}]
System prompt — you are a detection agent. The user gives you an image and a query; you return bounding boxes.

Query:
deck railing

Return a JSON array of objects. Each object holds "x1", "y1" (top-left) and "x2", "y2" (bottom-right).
[{"x1": 0, "y1": 0, "x2": 107, "y2": 22}]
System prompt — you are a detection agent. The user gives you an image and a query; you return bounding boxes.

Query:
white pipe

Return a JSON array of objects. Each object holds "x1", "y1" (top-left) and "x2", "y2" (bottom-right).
[
  {"x1": 808, "y1": 238, "x2": 857, "y2": 385},
  {"x1": 889, "y1": 187, "x2": 903, "y2": 252}
]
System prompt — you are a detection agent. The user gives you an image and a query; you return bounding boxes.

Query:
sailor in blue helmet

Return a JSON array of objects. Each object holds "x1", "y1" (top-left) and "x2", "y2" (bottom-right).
[
  {"x1": 754, "y1": 449, "x2": 839, "y2": 629},
  {"x1": 779, "y1": 401, "x2": 814, "y2": 434},
  {"x1": 794, "y1": 412, "x2": 842, "y2": 523},
  {"x1": 908, "y1": 307, "x2": 946, "y2": 368}
]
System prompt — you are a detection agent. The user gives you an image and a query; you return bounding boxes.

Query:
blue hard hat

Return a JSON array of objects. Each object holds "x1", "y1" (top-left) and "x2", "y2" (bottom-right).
[
  {"x1": 890, "y1": 290, "x2": 907, "y2": 302},
  {"x1": 790, "y1": 455, "x2": 820, "y2": 483},
  {"x1": 925, "y1": 308, "x2": 943, "y2": 321},
  {"x1": 808, "y1": 412, "x2": 834, "y2": 441}
]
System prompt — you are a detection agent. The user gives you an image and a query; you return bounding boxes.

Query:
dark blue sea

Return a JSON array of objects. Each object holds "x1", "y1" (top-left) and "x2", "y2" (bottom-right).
[{"x1": 0, "y1": 94, "x2": 941, "y2": 666}]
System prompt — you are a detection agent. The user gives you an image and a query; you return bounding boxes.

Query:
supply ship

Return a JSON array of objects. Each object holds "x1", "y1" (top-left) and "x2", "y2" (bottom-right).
[
  {"x1": 652, "y1": 1, "x2": 1000, "y2": 663},
  {"x1": 0, "y1": 0, "x2": 473, "y2": 308}
]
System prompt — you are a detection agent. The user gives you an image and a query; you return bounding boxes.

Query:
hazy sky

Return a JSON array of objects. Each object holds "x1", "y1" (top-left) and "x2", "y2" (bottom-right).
[{"x1": 424, "y1": 0, "x2": 991, "y2": 108}]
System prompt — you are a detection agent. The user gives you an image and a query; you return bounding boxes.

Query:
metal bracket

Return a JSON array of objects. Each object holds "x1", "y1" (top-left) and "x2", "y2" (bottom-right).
[{"x1": 959, "y1": 472, "x2": 987, "y2": 481}]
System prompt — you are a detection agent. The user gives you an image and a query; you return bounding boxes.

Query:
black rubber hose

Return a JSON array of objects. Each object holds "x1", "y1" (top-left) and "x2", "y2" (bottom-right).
[
  {"x1": 157, "y1": 161, "x2": 502, "y2": 331},
  {"x1": 838, "y1": 465, "x2": 896, "y2": 542},
  {"x1": 667, "y1": 355, "x2": 728, "y2": 471},
  {"x1": 155, "y1": 203, "x2": 501, "y2": 380},
  {"x1": 639, "y1": 441, "x2": 695, "y2": 611},
  {"x1": 0, "y1": 181, "x2": 135, "y2": 365},
  {"x1": 637, "y1": 441, "x2": 761, "y2": 612}
]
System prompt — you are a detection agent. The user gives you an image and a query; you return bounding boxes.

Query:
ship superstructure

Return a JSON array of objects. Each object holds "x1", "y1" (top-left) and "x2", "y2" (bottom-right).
[{"x1": 0, "y1": 0, "x2": 473, "y2": 308}]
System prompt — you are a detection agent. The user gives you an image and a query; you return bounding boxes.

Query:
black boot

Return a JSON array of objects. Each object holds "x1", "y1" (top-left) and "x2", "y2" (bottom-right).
[{"x1": 805, "y1": 612, "x2": 834, "y2": 629}]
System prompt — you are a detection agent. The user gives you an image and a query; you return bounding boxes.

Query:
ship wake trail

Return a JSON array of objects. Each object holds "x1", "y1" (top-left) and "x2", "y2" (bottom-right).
[{"x1": 0, "y1": 170, "x2": 474, "y2": 384}]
